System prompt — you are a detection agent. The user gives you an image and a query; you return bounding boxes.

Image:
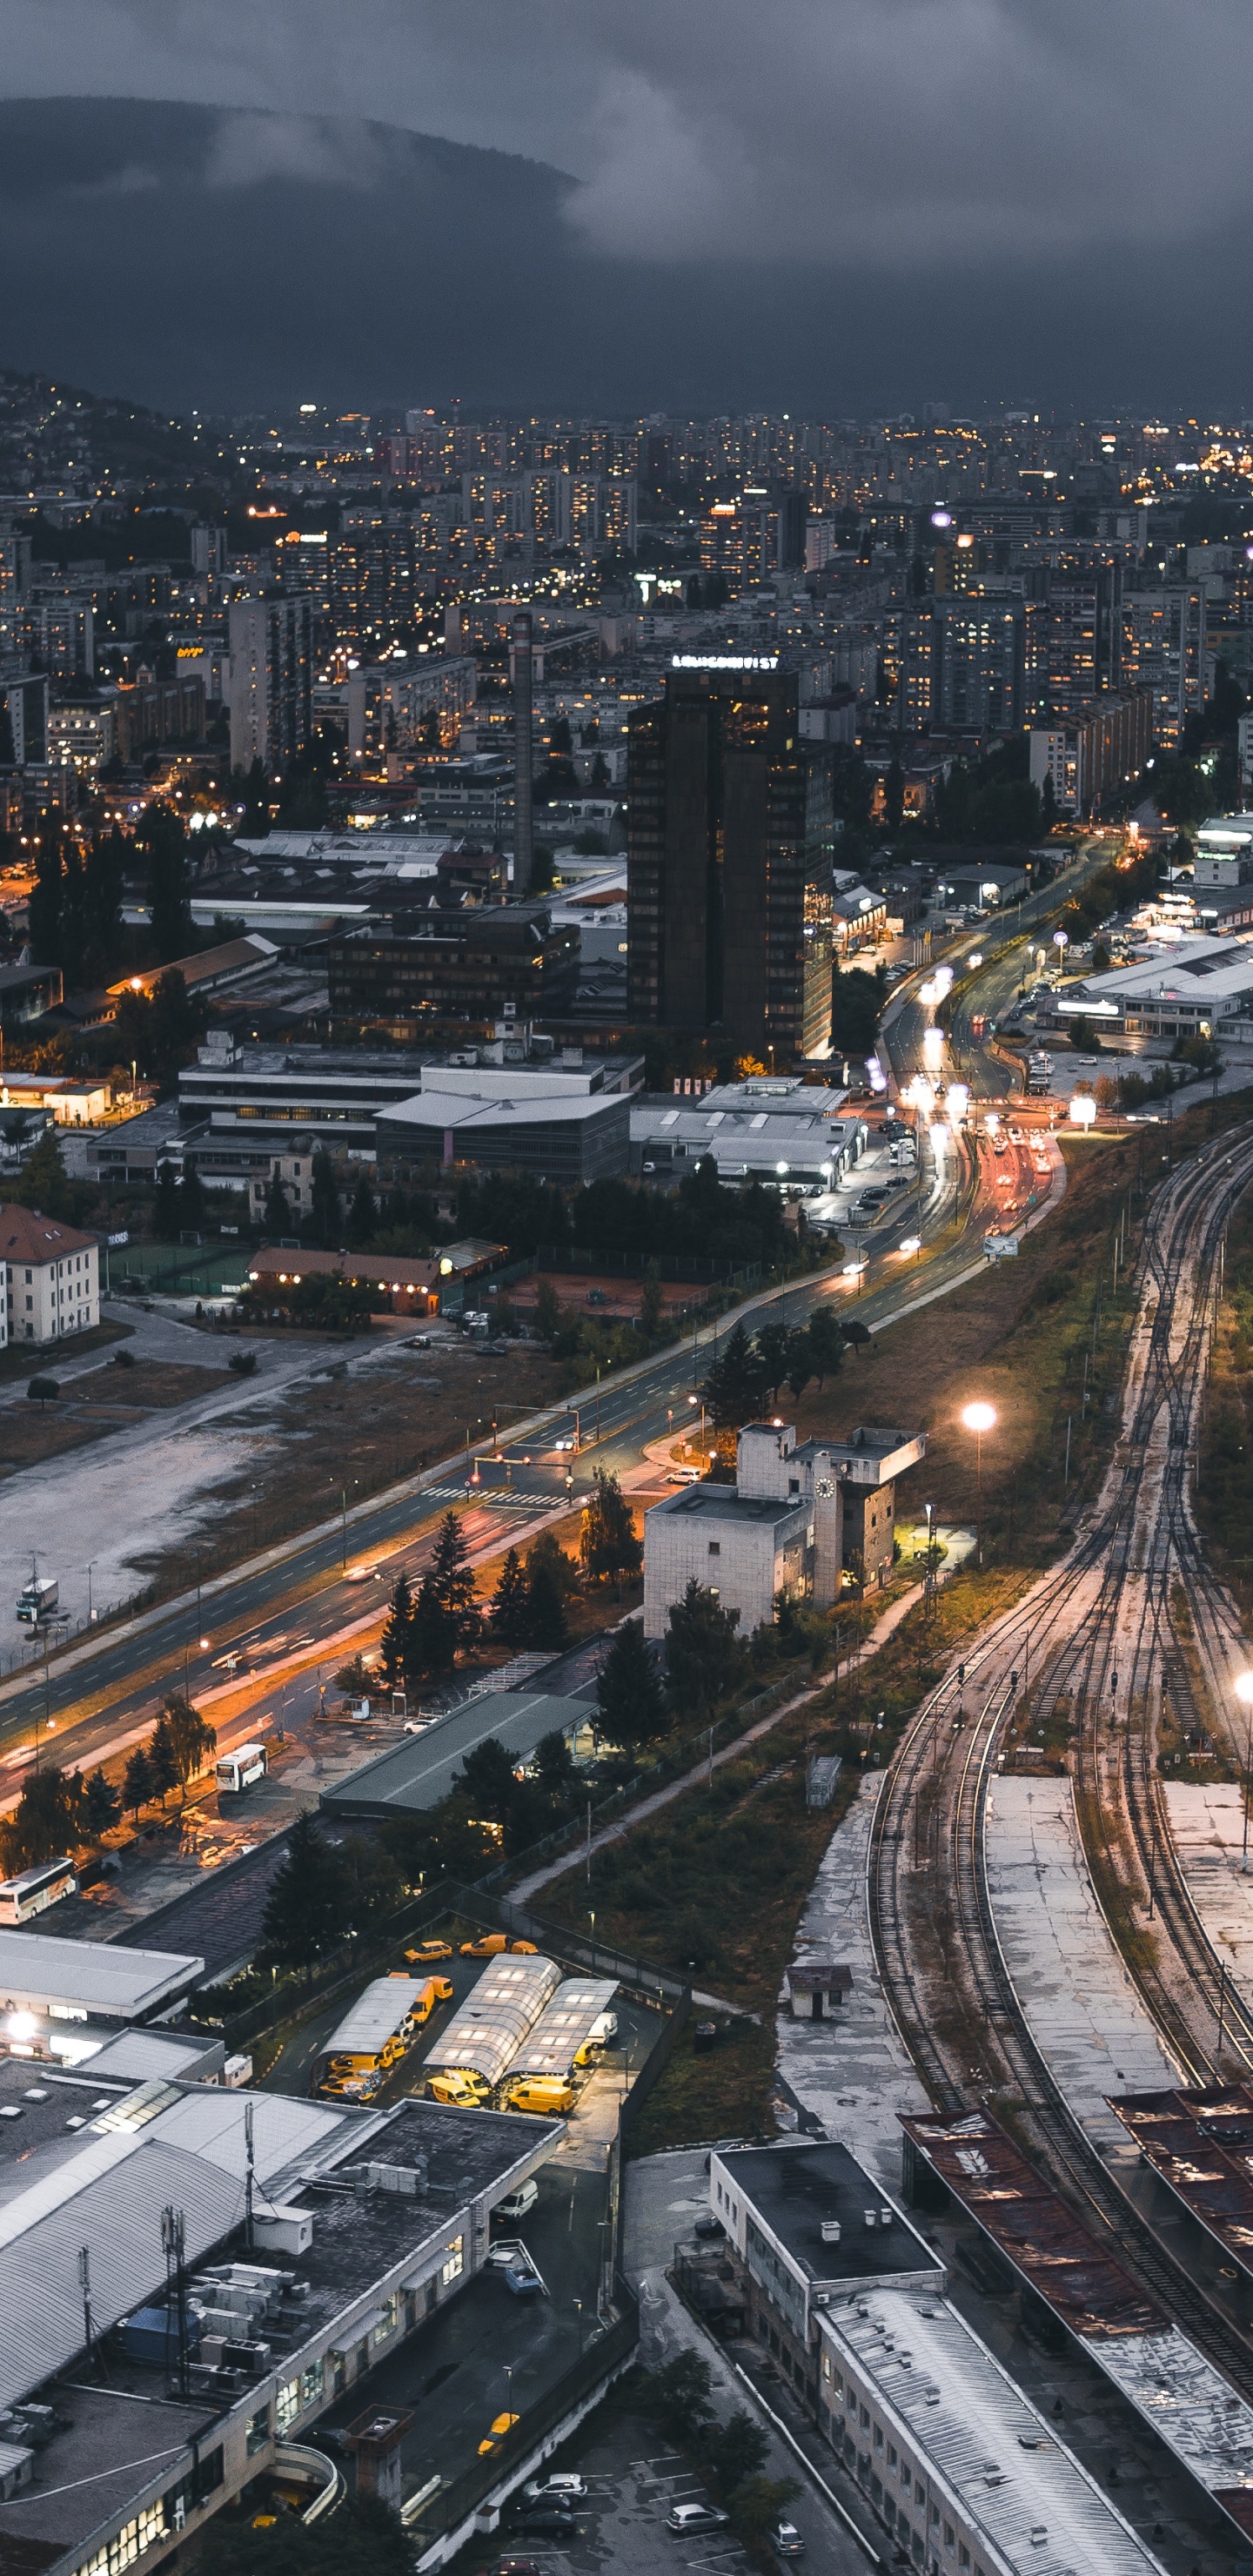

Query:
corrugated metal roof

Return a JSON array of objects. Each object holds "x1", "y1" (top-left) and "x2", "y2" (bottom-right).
[
  {"x1": 319, "y1": 1691, "x2": 586, "y2": 1821},
  {"x1": 0, "y1": 2086, "x2": 354, "y2": 2411},
  {"x1": 427, "y1": 1955, "x2": 561, "y2": 2085},
  {"x1": 507, "y1": 1979, "x2": 619, "y2": 2080},
  {"x1": 319, "y1": 1977, "x2": 426, "y2": 2062}
]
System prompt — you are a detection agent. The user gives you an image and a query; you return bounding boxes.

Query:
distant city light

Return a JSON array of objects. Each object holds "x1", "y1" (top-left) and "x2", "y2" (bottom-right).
[{"x1": 930, "y1": 510, "x2": 953, "y2": 528}]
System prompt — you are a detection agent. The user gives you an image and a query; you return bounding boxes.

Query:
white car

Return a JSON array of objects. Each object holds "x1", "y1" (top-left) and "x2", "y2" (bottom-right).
[
  {"x1": 495, "y1": 2177, "x2": 539, "y2": 2223},
  {"x1": 525, "y1": 2475, "x2": 588, "y2": 2503},
  {"x1": 553, "y1": 1437, "x2": 576, "y2": 1452},
  {"x1": 667, "y1": 2505, "x2": 728, "y2": 2535}
]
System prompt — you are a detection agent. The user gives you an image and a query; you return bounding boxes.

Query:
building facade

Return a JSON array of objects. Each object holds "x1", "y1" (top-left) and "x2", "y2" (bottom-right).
[
  {"x1": 228, "y1": 592, "x2": 312, "y2": 778},
  {"x1": 626, "y1": 661, "x2": 834, "y2": 1061},
  {"x1": 0, "y1": 1207, "x2": 99, "y2": 1345}
]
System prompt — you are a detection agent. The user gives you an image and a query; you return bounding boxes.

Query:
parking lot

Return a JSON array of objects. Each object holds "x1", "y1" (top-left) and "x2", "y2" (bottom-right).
[{"x1": 461, "y1": 2410, "x2": 757, "y2": 2576}]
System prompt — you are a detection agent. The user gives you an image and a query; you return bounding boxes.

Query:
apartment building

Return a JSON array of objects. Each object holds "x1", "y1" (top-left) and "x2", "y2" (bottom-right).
[{"x1": 0, "y1": 1207, "x2": 99, "y2": 1345}]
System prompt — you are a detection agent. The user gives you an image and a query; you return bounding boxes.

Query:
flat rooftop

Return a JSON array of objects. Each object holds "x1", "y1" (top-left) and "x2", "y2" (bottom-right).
[
  {"x1": 649, "y1": 1486, "x2": 805, "y2": 1527},
  {"x1": 0, "y1": 1929, "x2": 204, "y2": 2023},
  {"x1": 318, "y1": 1688, "x2": 588, "y2": 1821},
  {"x1": 720, "y1": 2141, "x2": 938, "y2": 2286}
]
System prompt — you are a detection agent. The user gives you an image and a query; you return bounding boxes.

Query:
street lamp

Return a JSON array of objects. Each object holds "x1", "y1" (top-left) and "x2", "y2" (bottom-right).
[
  {"x1": 962, "y1": 1401, "x2": 997, "y2": 1566},
  {"x1": 1235, "y1": 1672, "x2": 1253, "y2": 1869}
]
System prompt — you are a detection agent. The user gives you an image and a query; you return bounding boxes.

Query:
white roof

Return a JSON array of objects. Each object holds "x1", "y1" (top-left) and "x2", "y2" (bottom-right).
[
  {"x1": 1097, "y1": 2325, "x2": 1253, "y2": 2501},
  {"x1": 321, "y1": 1976, "x2": 426, "y2": 2060},
  {"x1": 0, "y1": 2083, "x2": 351, "y2": 2411},
  {"x1": 507, "y1": 1979, "x2": 618, "y2": 2079},
  {"x1": 427, "y1": 1955, "x2": 561, "y2": 2086},
  {"x1": 0, "y1": 1929, "x2": 202, "y2": 2022},
  {"x1": 821, "y1": 2288, "x2": 1167, "y2": 2576},
  {"x1": 384, "y1": 1086, "x2": 624, "y2": 1133},
  {"x1": 1063, "y1": 930, "x2": 1253, "y2": 1009}
]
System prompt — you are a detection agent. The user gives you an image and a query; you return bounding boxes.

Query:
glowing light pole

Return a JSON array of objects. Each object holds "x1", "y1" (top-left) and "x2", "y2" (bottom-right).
[{"x1": 962, "y1": 1401, "x2": 997, "y2": 1567}]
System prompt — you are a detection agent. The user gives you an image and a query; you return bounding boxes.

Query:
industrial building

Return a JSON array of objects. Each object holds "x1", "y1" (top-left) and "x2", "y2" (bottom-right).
[
  {"x1": 643, "y1": 1420, "x2": 925, "y2": 1637},
  {"x1": 1038, "y1": 932, "x2": 1253, "y2": 1048},
  {"x1": 318, "y1": 1687, "x2": 588, "y2": 1825},
  {"x1": 376, "y1": 1060, "x2": 633, "y2": 1185},
  {"x1": 0, "y1": 2051, "x2": 563, "y2": 2576},
  {"x1": 630, "y1": 1078, "x2": 867, "y2": 1190},
  {"x1": 694, "y1": 2139, "x2": 1169, "y2": 2576}
]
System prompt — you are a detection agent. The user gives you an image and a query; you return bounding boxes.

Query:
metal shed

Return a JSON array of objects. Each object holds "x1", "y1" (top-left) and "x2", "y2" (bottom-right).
[
  {"x1": 425, "y1": 1955, "x2": 560, "y2": 2087},
  {"x1": 506, "y1": 1978, "x2": 619, "y2": 2082},
  {"x1": 318, "y1": 1977, "x2": 426, "y2": 2068}
]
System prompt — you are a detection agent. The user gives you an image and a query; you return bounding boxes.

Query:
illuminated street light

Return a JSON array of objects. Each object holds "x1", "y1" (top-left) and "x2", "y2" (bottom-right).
[
  {"x1": 1053, "y1": 929, "x2": 1069, "y2": 952},
  {"x1": 962, "y1": 1401, "x2": 997, "y2": 1566},
  {"x1": 1069, "y1": 1094, "x2": 1097, "y2": 1130}
]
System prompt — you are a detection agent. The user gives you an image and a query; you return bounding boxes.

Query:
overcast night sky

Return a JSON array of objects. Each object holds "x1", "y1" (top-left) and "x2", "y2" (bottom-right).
[{"x1": 0, "y1": 0, "x2": 1250, "y2": 415}]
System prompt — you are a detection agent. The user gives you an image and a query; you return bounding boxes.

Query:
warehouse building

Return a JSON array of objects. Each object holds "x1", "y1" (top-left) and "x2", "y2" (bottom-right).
[{"x1": 319, "y1": 1687, "x2": 587, "y2": 1824}]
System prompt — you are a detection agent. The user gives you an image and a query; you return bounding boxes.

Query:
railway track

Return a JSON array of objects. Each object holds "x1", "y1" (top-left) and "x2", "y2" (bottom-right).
[{"x1": 867, "y1": 1112, "x2": 1253, "y2": 2387}]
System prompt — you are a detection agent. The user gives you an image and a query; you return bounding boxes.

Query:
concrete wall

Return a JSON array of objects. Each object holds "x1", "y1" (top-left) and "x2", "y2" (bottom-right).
[{"x1": 643, "y1": 1495, "x2": 809, "y2": 1640}]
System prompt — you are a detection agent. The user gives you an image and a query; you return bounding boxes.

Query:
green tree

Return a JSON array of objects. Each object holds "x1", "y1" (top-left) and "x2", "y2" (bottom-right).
[
  {"x1": 526, "y1": 1530, "x2": 580, "y2": 1599},
  {"x1": 137, "y1": 802, "x2": 192, "y2": 961},
  {"x1": 640, "y1": 2348, "x2": 714, "y2": 2434},
  {"x1": 3, "y1": 1765, "x2": 84, "y2": 1869},
  {"x1": 408, "y1": 1570, "x2": 458, "y2": 1680},
  {"x1": 701, "y1": 1319, "x2": 768, "y2": 1431},
  {"x1": 428, "y1": 1509, "x2": 480, "y2": 1650},
  {"x1": 84, "y1": 827, "x2": 126, "y2": 978},
  {"x1": 841, "y1": 1317, "x2": 872, "y2": 1361},
  {"x1": 147, "y1": 1714, "x2": 179, "y2": 1807},
  {"x1": 491, "y1": 1547, "x2": 531, "y2": 1647},
  {"x1": 176, "y1": 1164, "x2": 205, "y2": 1234},
  {"x1": 804, "y1": 1305, "x2": 846, "y2": 1387},
  {"x1": 264, "y1": 1166, "x2": 293, "y2": 1234},
  {"x1": 123, "y1": 1743, "x2": 152, "y2": 1821},
  {"x1": 830, "y1": 961, "x2": 886, "y2": 1057},
  {"x1": 754, "y1": 1321, "x2": 793, "y2": 1403},
  {"x1": 27, "y1": 831, "x2": 65, "y2": 968},
  {"x1": 10, "y1": 1128, "x2": 76, "y2": 1223},
  {"x1": 884, "y1": 754, "x2": 905, "y2": 830},
  {"x1": 727, "y1": 2477, "x2": 799, "y2": 2546},
  {"x1": 524, "y1": 1554, "x2": 569, "y2": 1651},
  {"x1": 533, "y1": 1276, "x2": 564, "y2": 1340},
  {"x1": 259, "y1": 1811, "x2": 350, "y2": 1970},
  {"x1": 347, "y1": 1172, "x2": 377, "y2": 1247},
  {"x1": 698, "y1": 2408, "x2": 771, "y2": 2502},
  {"x1": 453, "y1": 1735, "x2": 519, "y2": 1824},
  {"x1": 596, "y1": 1620, "x2": 665, "y2": 1747},
  {"x1": 379, "y1": 1573, "x2": 414, "y2": 1687},
  {"x1": 579, "y1": 1468, "x2": 642, "y2": 1587},
  {"x1": 533, "y1": 1727, "x2": 575, "y2": 1798},
  {"x1": 26, "y1": 1377, "x2": 59, "y2": 1409},
  {"x1": 83, "y1": 1767, "x2": 122, "y2": 1840},
  {"x1": 640, "y1": 1260, "x2": 664, "y2": 1338},
  {"x1": 161, "y1": 1693, "x2": 217, "y2": 1798},
  {"x1": 664, "y1": 1578, "x2": 747, "y2": 1713},
  {"x1": 309, "y1": 1148, "x2": 340, "y2": 1246}
]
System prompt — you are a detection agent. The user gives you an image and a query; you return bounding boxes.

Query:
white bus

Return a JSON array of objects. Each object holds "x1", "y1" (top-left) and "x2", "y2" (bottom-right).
[
  {"x1": 216, "y1": 1742, "x2": 268, "y2": 1796},
  {"x1": 0, "y1": 1857, "x2": 78, "y2": 1924}
]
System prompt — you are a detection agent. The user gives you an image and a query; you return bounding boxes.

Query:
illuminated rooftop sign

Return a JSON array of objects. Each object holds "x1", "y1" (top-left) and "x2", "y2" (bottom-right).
[{"x1": 671, "y1": 654, "x2": 780, "y2": 671}]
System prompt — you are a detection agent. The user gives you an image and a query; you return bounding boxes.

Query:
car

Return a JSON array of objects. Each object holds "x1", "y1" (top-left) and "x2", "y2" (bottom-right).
[
  {"x1": 402, "y1": 1717, "x2": 434, "y2": 1736},
  {"x1": 460, "y1": 1931, "x2": 509, "y2": 1958},
  {"x1": 667, "y1": 2505, "x2": 729, "y2": 2535},
  {"x1": 478, "y1": 2410, "x2": 521, "y2": 2456},
  {"x1": 666, "y1": 1463, "x2": 703, "y2": 1485},
  {"x1": 510, "y1": 1938, "x2": 539, "y2": 1954},
  {"x1": 694, "y1": 2211, "x2": 725, "y2": 2240},
  {"x1": 553, "y1": 1436, "x2": 576, "y2": 1452},
  {"x1": 524, "y1": 2476, "x2": 588, "y2": 2503},
  {"x1": 405, "y1": 1939, "x2": 453, "y2": 1964},
  {"x1": 515, "y1": 2508, "x2": 577, "y2": 2538},
  {"x1": 492, "y1": 2560, "x2": 542, "y2": 2576},
  {"x1": 495, "y1": 2177, "x2": 539, "y2": 2223},
  {"x1": 345, "y1": 1564, "x2": 380, "y2": 1584},
  {"x1": 773, "y1": 2520, "x2": 806, "y2": 2558}
]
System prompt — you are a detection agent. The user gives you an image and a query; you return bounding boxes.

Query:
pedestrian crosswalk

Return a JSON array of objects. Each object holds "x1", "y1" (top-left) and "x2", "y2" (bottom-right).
[{"x1": 422, "y1": 1484, "x2": 553, "y2": 1513}]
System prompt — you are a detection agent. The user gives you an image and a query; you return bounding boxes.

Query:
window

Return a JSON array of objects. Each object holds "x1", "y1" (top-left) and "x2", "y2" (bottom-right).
[
  {"x1": 708, "y1": 1540, "x2": 720, "y2": 1557},
  {"x1": 888, "y1": 2445, "x2": 897, "y2": 2469},
  {"x1": 959, "y1": 2551, "x2": 970, "y2": 2570},
  {"x1": 276, "y1": 2378, "x2": 300, "y2": 2433},
  {"x1": 860, "y1": 2405, "x2": 870, "y2": 2430},
  {"x1": 944, "y1": 2524, "x2": 955, "y2": 2550},
  {"x1": 874, "y1": 2425, "x2": 883, "y2": 2451},
  {"x1": 441, "y1": 2234, "x2": 465, "y2": 2285},
  {"x1": 375, "y1": 2293, "x2": 399, "y2": 2342},
  {"x1": 246, "y1": 2405, "x2": 271, "y2": 2457}
]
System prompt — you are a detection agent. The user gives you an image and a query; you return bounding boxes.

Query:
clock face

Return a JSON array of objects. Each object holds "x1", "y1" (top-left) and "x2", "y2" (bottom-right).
[{"x1": 815, "y1": 1479, "x2": 835, "y2": 1499}]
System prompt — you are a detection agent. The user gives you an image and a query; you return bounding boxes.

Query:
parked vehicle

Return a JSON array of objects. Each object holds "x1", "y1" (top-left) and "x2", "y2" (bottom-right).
[
  {"x1": 216, "y1": 1743, "x2": 267, "y2": 1795},
  {"x1": 514, "y1": 2507, "x2": 576, "y2": 2539},
  {"x1": 502, "y1": 2264, "x2": 544, "y2": 2298},
  {"x1": 0, "y1": 1857, "x2": 77, "y2": 1924},
  {"x1": 16, "y1": 1575, "x2": 57, "y2": 1625},
  {"x1": 773, "y1": 2521, "x2": 806, "y2": 2557},
  {"x1": 405, "y1": 1939, "x2": 453, "y2": 1964},
  {"x1": 494, "y1": 2177, "x2": 539, "y2": 2224},
  {"x1": 478, "y1": 2411, "x2": 520, "y2": 2457},
  {"x1": 667, "y1": 2506, "x2": 728, "y2": 2535},
  {"x1": 460, "y1": 1931, "x2": 508, "y2": 1958},
  {"x1": 524, "y1": 2477, "x2": 588, "y2": 2503},
  {"x1": 506, "y1": 2076, "x2": 576, "y2": 2116},
  {"x1": 427, "y1": 2070, "x2": 488, "y2": 2107}
]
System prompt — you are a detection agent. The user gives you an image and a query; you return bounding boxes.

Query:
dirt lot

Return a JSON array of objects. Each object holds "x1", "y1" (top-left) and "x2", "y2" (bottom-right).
[
  {"x1": 142, "y1": 1333, "x2": 568, "y2": 1593},
  {"x1": 511, "y1": 1271, "x2": 704, "y2": 1324},
  {"x1": 0, "y1": 1359, "x2": 233, "y2": 1476}
]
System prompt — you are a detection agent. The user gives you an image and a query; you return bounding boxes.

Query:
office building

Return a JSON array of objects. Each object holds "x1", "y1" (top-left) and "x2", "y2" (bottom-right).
[
  {"x1": 228, "y1": 592, "x2": 312, "y2": 777},
  {"x1": 329, "y1": 906, "x2": 580, "y2": 1031},
  {"x1": 627, "y1": 662, "x2": 834, "y2": 1061},
  {"x1": 0, "y1": 1206, "x2": 100, "y2": 1345}
]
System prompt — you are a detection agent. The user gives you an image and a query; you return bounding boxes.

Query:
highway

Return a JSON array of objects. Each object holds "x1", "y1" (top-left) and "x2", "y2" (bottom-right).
[{"x1": 0, "y1": 854, "x2": 1111, "y2": 1803}]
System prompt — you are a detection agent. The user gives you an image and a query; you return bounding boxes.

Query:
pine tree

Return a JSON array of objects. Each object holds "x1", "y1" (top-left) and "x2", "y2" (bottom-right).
[
  {"x1": 264, "y1": 1166, "x2": 292, "y2": 1234},
  {"x1": 492, "y1": 1548, "x2": 531, "y2": 1647},
  {"x1": 407, "y1": 1570, "x2": 458, "y2": 1680},
  {"x1": 138, "y1": 802, "x2": 192, "y2": 963},
  {"x1": 347, "y1": 1172, "x2": 377, "y2": 1247},
  {"x1": 3, "y1": 1766, "x2": 84, "y2": 1870},
  {"x1": 310, "y1": 1148, "x2": 340, "y2": 1247},
  {"x1": 176, "y1": 1166, "x2": 205, "y2": 1233},
  {"x1": 428, "y1": 1510, "x2": 480, "y2": 1650},
  {"x1": 83, "y1": 1768, "x2": 122, "y2": 1839},
  {"x1": 379, "y1": 1573, "x2": 414, "y2": 1687},
  {"x1": 123, "y1": 1744, "x2": 152, "y2": 1821},
  {"x1": 84, "y1": 828, "x2": 125, "y2": 979},
  {"x1": 639, "y1": 1261, "x2": 664, "y2": 1339},
  {"x1": 27, "y1": 833, "x2": 64, "y2": 967},
  {"x1": 663, "y1": 1578, "x2": 747, "y2": 1714},
  {"x1": 259, "y1": 1811, "x2": 349, "y2": 1970},
  {"x1": 524, "y1": 1556, "x2": 569, "y2": 1652},
  {"x1": 147, "y1": 1715, "x2": 179, "y2": 1807},
  {"x1": 596, "y1": 1620, "x2": 666, "y2": 1747},
  {"x1": 10, "y1": 1128, "x2": 76, "y2": 1223},
  {"x1": 701, "y1": 1320, "x2": 769, "y2": 1431},
  {"x1": 579, "y1": 1468, "x2": 642, "y2": 1588}
]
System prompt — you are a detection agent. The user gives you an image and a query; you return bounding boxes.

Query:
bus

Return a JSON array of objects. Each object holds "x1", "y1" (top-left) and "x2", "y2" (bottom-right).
[
  {"x1": 216, "y1": 1742, "x2": 268, "y2": 1796},
  {"x1": 0, "y1": 1857, "x2": 78, "y2": 1924}
]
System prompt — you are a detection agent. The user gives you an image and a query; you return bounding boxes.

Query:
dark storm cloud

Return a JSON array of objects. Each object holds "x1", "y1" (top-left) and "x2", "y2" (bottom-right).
[{"x1": 0, "y1": 3, "x2": 1250, "y2": 413}]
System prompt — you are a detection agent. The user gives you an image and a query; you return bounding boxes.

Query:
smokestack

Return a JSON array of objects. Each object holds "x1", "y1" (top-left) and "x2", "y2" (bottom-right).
[{"x1": 512, "y1": 609, "x2": 533, "y2": 896}]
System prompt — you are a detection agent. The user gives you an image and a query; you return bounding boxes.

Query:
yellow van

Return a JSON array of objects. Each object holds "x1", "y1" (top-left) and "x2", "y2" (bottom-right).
[
  {"x1": 506, "y1": 2076, "x2": 576, "y2": 2116},
  {"x1": 413, "y1": 1975, "x2": 453, "y2": 2023},
  {"x1": 428, "y1": 2070, "x2": 489, "y2": 2107}
]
